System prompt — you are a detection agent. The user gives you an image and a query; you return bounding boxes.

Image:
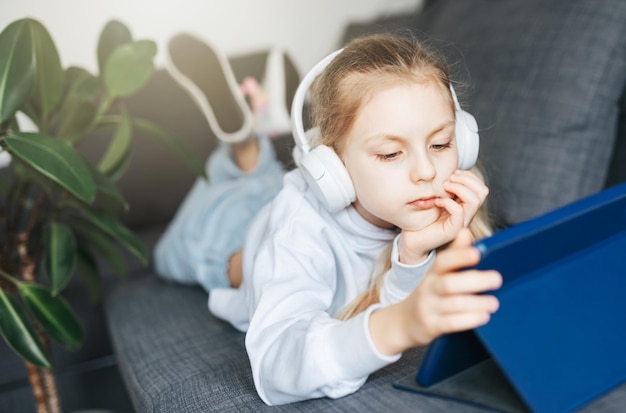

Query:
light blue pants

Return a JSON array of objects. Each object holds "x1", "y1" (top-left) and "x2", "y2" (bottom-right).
[{"x1": 153, "y1": 136, "x2": 285, "y2": 291}]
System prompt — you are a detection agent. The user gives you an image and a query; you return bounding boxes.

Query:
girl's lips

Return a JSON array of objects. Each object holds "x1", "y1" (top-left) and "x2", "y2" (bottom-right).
[{"x1": 409, "y1": 197, "x2": 437, "y2": 209}]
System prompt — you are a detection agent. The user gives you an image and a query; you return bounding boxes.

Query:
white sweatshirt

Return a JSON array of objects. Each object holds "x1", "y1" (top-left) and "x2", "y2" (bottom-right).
[{"x1": 209, "y1": 169, "x2": 435, "y2": 405}]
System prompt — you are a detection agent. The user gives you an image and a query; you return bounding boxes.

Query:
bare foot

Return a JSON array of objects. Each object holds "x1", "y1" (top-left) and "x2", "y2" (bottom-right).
[
  {"x1": 232, "y1": 139, "x2": 259, "y2": 172},
  {"x1": 227, "y1": 250, "x2": 244, "y2": 288}
]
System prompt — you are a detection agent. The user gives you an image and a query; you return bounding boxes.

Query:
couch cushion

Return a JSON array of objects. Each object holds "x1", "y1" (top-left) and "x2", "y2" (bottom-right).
[
  {"x1": 106, "y1": 272, "x2": 496, "y2": 412},
  {"x1": 106, "y1": 271, "x2": 626, "y2": 412},
  {"x1": 411, "y1": 0, "x2": 626, "y2": 226}
]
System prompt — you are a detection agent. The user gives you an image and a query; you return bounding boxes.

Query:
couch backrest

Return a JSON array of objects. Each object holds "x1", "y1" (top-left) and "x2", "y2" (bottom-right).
[
  {"x1": 419, "y1": 0, "x2": 626, "y2": 226},
  {"x1": 605, "y1": 92, "x2": 626, "y2": 188},
  {"x1": 344, "y1": 0, "x2": 626, "y2": 227},
  {"x1": 93, "y1": 2, "x2": 626, "y2": 231}
]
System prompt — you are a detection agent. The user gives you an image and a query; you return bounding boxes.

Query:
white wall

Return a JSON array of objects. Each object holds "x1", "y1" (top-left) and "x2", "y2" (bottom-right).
[{"x1": 1, "y1": 0, "x2": 423, "y2": 76}]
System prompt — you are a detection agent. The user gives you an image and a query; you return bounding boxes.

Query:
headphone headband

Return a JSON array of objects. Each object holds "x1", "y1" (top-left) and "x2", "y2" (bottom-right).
[
  {"x1": 291, "y1": 49, "x2": 344, "y2": 153},
  {"x1": 291, "y1": 49, "x2": 470, "y2": 154},
  {"x1": 450, "y1": 84, "x2": 461, "y2": 111}
]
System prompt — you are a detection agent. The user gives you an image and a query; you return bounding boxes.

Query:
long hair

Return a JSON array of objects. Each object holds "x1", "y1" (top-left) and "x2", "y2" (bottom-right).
[{"x1": 307, "y1": 34, "x2": 494, "y2": 320}]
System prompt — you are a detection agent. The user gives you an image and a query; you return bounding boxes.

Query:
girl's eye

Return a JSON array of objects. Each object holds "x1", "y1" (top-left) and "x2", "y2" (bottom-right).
[
  {"x1": 431, "y1": 141, "x2": 452, "y2": 151},
  {"x1": 376, "y1": 152, "x2": 401, "y2": 161}
]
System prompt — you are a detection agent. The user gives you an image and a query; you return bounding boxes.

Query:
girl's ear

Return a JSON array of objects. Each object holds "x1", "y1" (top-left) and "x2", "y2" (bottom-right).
[
  {"x1": 290, "y1": 49, "x2": 351, "y2": 212},
  {"x1": 455, "y1": 109, "x2": 479, "y2": 170},
  {"x1": 449, "y1": 85, "x2": 479, "y2": 169},
  {"x1": 298, "y1": 144, "x2": 356, "y2": 213}
]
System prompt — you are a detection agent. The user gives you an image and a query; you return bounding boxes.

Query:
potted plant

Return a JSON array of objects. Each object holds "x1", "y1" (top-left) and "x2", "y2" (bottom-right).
[{"x1": 0, "y1": 17, "x2": 205, "y2": 412}]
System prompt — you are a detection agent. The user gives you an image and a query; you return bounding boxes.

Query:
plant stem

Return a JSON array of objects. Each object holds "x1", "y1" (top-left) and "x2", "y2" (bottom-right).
[
  {"x1": 21, "y1": 190, "x2": 46, "y2": 235},
  {"x1": 41, "y1": 369, "x2": 61, "y2": 413},
  {"x1": 26, "y1": 363, "x2": 48, "y2": 413},
  {"x1": 98, "y1": 96, "x2": 114, "y2": 118},
  {"x1": 0, "y1": 269, "x2": 16, "y2": 283},
  {"x1": 74, "y1": 97, "x2": 115, "y2": 144},
  {"x1": 0, "y1": 271, "x2": 14, "y2": 292},
  {"x1": 16, "y1": 232, "x2": 35, "y2": 283},
  {"x1": 25, "y1": 363, "x2": 61, "y2": 413},
  {"x1": 6, "y1": 179, "x2": 25, "y2": 235},
  {"x1": 17, "y1": 231, "x2": 62, "y2": 413}
]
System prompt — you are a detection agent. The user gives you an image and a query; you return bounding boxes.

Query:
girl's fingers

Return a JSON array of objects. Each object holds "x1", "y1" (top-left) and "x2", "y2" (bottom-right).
[
  {"x1": 435, "y1": 197, "x2": 464, "y2": 233},
  {"x1": 449, "y1": 170, "x2": 489, "y2": 198},
  {"x1": 436, "y1": 196, "x2": 463, "y2": 217},
  {"x1": 444, "y1": 180, "x2": 482, "y2": 207},
  {"x1": 444, "y1": 171, "x2": 488, "y2": 226},
  {"x1": 429, "y1": 229, "x2": 480, "y2": 273},
  {"x1": 419, "y1": 296, "x2": 499, "y2": 336},
  {"x1": 432, "y1": 269, "x2": 503, "y2": 295},
  {"x1": 450, "y1": 226, "x2": 474, "y2": 248},
  {"x1": 437, "y1": 310, "x2": 494, "y2": 335},
  {"x1": 434, "y1": 293, "x2": 500, "y2": 314}
]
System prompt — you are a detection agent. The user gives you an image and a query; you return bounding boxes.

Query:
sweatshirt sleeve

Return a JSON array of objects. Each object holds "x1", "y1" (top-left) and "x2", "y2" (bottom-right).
[
  {"x1": 244, "y1": 234, "x2": 400, "y2": 406},
  {"x1": 379, "y1": 234, "x2": 435, "y2": 307}
]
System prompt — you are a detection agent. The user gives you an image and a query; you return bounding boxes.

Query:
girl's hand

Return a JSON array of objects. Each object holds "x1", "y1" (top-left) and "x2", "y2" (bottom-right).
[
  {"x1": 443, "y1": 169, "x2": 489, "y2": 228},
  {"x1": 399, "y1": 169, "x2": 488, "y2": 264},
  {"x1": 404, "y1": 229, "x2": 501, "y2": 346},
  {"x1": 369, "y1": 229, "x2": 502, "y2": 355}
]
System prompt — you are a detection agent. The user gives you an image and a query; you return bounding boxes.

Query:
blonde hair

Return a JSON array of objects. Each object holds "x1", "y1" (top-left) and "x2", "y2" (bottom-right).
[{"x1": 307, "y1": 34, "x2": 494, "y2": 320}]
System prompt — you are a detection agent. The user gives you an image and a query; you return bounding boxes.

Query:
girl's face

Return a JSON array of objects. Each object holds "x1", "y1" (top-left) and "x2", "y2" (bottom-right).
[{"x1": 341, "y1": 80, "x2": 458, "y2": 230}]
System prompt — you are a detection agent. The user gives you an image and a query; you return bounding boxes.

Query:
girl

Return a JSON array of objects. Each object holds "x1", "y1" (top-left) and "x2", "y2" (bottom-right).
[{"x1": 155, "y1": 34, "x2": 502, "y2": 405}]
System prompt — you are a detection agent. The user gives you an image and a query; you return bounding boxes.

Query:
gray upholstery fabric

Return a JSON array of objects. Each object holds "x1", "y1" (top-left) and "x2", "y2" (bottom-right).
[
  {"x1": 106, "y1": 271, "x2": 626, "y2": 412},
  {"x1": 106, "y1": 272, "x2": 492, "y2": 412},
  {"x1": 412, "y1": 0, "x2": 626, "y2": 226},
  {"x1": 605, "y1": 93, "x2": 626, "y2": 187}
]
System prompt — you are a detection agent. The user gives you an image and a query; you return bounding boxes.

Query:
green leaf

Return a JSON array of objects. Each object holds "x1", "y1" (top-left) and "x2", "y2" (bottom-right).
[
  {"x1": 97, "y1": 20, "x2": 132, "y2": 77},
  {"x1": 4, "y1": 132, "x2": 95, "y2": 203},
  {"x1": 133, "y1": 118, "x2": 208, "y2": 180},
  {"x1": 105, "y1": 139, "x2": 132, "y2": 183},
  {"x1": 63, "y1": 66, "x2": 100, "y2": 101},
  {"x1": 73, "y1": 221, "x2": 127, "y2": 278},
  {"x1": 71, "y1": 207, "x2": 146, "y2": 265},
  {"x1": 0, "y1": 18, "x2": 36, "y2": 124},
  {"x1": 25, "y1": 18, "x2": 64, "y2": 125},
  {"x1": 17, "y1": 282, "x2": 84, "y2": 349},
  {"x1": 56, "y1": 94, "x2": 97, "y2": 143},
  {"x1": 103, "y1": 40, "x2": 156, "y2": 99},
  {"x1": 0, "y1": 288, "x2": 50, "y2": 368},
  {"x1": 11, "y1": 155, "x2": 59, "y2": 200},
  {"x1": 98, "y1": 110, "x2": 132, "y2": 179},
  {"x1": 55, "y1": 67, "x2": 100, "y2": 143},
  {"x1": 75, "y1": 246, "x2": 101, "y2": 301},
  {"x1": 44, "y1": 222, "x2": 77, "y2": 295},
  {"x1": 86, "y1": 161, "x2": 128, "y2": 212}
]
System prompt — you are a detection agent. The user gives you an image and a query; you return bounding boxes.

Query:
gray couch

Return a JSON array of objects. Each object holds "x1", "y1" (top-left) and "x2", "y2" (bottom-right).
[{"x1": 104, "y1": 0, "x2": 626, "y2": 411}]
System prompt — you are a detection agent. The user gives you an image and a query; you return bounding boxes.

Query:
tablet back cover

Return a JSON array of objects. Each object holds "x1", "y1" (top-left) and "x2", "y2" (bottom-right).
[{"x1": 416, "y1": 182, "x2": 626, "y2": 413}]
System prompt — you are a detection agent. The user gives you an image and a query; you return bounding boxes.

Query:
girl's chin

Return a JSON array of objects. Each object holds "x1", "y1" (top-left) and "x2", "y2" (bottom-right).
[
  {"x1": 399, "y1": 224, "x2": 432, "y2": 232},
  {"x1": 395, "y1": 214, "x2": 441, "y2": 232}
]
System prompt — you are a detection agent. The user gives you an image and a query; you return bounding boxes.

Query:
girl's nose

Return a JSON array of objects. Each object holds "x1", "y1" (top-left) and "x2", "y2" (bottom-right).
[{"x1": 409, "y1": 154, "x2": 436, "y2": 182}]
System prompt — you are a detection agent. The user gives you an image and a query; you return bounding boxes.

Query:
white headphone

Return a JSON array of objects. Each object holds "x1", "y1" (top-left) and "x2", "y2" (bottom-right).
[{"x1": 291, "y1": 48, "x2": 479, "y2": 213}]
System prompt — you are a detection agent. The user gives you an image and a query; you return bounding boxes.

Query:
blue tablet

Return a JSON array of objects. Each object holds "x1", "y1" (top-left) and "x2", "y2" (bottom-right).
[{"x1": 411, "y1": 181, "x2": 626, "y2": 413}]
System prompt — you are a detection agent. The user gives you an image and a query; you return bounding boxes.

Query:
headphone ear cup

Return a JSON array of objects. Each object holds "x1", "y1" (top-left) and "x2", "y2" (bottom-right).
[
  {"x1": 299, "y1": 145, "x2": 356, "y2": 212},
  {"x1": 455, "y1": 109, "x2": 480, "y2": 170}
]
